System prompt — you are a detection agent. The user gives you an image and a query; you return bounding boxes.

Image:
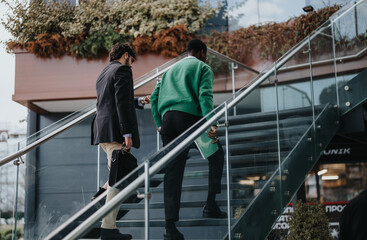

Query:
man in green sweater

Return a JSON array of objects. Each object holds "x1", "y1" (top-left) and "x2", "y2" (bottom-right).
[{"x1": 151, "y1": 39, "x2": 226, "y2": 240}]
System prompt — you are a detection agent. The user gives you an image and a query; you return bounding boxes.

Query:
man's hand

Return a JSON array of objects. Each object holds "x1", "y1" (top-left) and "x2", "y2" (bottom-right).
[
  {"x1": 157, "y1": 126, "x2": 161, "y2": 132},
  {"x1": 207, "y1": 125, "x2": 219, "y2": 143},
  {"x1": 124, "y1": 136, "x2": 133, "y2": 150},
  {"x1": 140, "y1": 95, "x2": 151, "y2": 104}
]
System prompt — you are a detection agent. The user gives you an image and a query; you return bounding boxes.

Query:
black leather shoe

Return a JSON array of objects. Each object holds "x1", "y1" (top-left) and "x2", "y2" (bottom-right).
[
  {"x1": 163, "y1": 228, "x2": 184, "y2": 240},
  {"x1": 91, "y1": 187, "x2": 106, "y2": 201},
  {"x1": 100, "y1": 228, "x2": 132, "y2": 240},
  {"x1": 202, "y1": 203, "x2": 227, "y2": 218}
]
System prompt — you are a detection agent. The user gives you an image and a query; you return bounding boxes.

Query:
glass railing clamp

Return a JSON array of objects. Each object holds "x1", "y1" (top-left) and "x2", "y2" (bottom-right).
[
  {"x1": 231, "y1": 62, "x2": 238, "y2": 70},
  {"x1": 136, "y1": 190, "x2": 152, "y2": 200},
  {"x1": 13, "y1": 156, "x2": 24, "y2": 166},
  {"x1": 217, "y1": 121, "x2": 229, "y2": 128},
  {"x1": 234, "y1": 233, "x2": 243, "y2": 239},
  {"x1": 271, "y1": 210, "x2": 278, "y2": 216}
]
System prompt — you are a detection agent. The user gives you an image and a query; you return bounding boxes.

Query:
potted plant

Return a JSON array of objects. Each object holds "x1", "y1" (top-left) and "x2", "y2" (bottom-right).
[{"x1": 286, "y1": 200, "x2": 332, "y2": 240}]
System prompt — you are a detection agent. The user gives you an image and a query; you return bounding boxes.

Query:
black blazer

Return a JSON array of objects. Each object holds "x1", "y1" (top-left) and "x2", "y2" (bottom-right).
[{"x1": 91, "y1": 61, "x2": 143, "y2": 148}]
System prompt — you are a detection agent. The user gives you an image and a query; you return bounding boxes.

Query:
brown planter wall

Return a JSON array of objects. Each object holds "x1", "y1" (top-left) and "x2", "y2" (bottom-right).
[{"x1": 13, "y1": 49, "x2": 171, "y2": 107}]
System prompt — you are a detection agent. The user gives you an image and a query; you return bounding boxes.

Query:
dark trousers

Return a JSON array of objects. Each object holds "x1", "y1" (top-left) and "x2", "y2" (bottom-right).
[{"x1": 160, "y1": 111, "x2": 224, "y2": 221}]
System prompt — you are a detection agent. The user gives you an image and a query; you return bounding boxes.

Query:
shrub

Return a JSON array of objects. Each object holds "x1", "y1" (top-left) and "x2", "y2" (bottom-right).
[
  {"x1": 286, "y1": 201, "x2": 332, "y2": 240},
  {"x1": 1, "y1": 0, "x2": 217, "y2": 58}
]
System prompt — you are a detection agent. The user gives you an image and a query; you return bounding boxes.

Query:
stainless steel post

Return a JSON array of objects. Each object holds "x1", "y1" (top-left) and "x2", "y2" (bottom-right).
[
  {"x1": 156, "y1": 68, "x2": 160, "y2": 151},
  {"x1": 97, "y1": 145, "x2": 101, "y2": 190},
  {"x1": 307, "y1": 36, "x2": 318, "y2": 166},
  {"x1": 231, "y1": 62, "x2": 238, "y2": 116},
  {"x1": 12, "y1": 143, "x2": 22, "y2": 240},
  {"x1": 274, "y1": 63, "x2": 283, "y2": 211},
  {"x1": 308, "y1": 36, "x2": 316, "y2": 126},
  {"x1": 224, "y1": 102, "x2": 231, "y2": 240},
  {"x1": 144, "y1": 161, "x2": 150, "y2": 240},
  {"x1": 331, "y1": 20, "x2": 340, "y2": 110}
]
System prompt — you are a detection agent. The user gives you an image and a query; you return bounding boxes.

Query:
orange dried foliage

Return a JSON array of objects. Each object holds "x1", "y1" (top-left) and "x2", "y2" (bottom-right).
[
  {"x1": 27, "y1": 34, "x2": 67, "y2": 58},
  {"x1": 8, "y1": 33, "x2": 85, "y2": 59},
  {"x1": 133, "y1": 24, "x2": 193, "y2": 57},
  {"x1": 207, "y1": 5, "x2": 340, "y2": 65},
  {"x1": 152, "y1": 24, "x2": 193, "y2": 57},
  {"x1": 132, "y1": 36, "x2": 154, "y2": 55}
]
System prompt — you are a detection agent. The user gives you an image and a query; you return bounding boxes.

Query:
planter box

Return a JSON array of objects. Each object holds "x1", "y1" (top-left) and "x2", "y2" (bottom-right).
[{"x1": 12, "y1": 49, "x2": 171, "y2": 113}]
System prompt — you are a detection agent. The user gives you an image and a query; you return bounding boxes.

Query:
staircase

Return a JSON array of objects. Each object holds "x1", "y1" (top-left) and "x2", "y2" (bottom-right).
[{"x1": 105, "y1": 64, "x2": 367, "y2": 239}]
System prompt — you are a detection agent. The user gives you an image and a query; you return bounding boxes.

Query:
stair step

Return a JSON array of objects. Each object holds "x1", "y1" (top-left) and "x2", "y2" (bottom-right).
[
  {"x1": 229, "y1": 138, "x2": 302, "y2": 155},
  {"x1": 116, "y1": 218, "x2": 232, "y2": 227},
  {"x1": 219, "y1": 125, "x2": 309, "y2": 144},
  {"x1": 120, "y1": 199, "x2": 250, "y2": 210},
  {"x1": 142, "y1": 183, "x2": 252, "y2": 194},
  {"x1": 152, "y1": 165, "x2": 277, "y2": 180},
  {"x1": 217, "y1": 116, "x2": 312, "y2": 134},
  {"x1": 186, "y1": 152, "x2": 282, "y2": 167},
  {"x1": 218, "y1": 106, "x2": 316, "y2": 125},
  {"x1": 187, "y1": 139, "x2": 294, "y2": 158}
]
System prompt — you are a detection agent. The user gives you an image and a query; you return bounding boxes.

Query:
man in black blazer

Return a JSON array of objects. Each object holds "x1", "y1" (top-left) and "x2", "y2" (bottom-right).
[{"x1": 91, "y1": 43, "x2": 149, "y2": 240}]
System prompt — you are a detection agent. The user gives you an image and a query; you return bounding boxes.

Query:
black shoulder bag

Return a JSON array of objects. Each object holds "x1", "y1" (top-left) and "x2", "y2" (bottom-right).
[{"x1": 108, "y1": 148, "x2": 138, "y2": 187}]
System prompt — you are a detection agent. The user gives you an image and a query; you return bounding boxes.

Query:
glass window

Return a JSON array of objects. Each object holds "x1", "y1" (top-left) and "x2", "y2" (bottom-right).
[{"x1": 306, "y1": 162, "x2": 367, "y2": 202}]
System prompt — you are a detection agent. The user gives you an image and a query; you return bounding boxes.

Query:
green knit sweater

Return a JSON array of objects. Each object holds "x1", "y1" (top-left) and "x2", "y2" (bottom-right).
[{"x1": 150, "y1": 56, "x2": 214, "y2": 127}]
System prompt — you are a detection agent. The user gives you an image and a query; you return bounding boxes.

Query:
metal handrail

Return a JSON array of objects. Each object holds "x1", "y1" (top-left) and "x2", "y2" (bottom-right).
[
  {"x1": 278, "y1": 47, "x2": 367, "y2": 72},
  {"x1": 207, "y1": 48, "x2": 259, "y2": 74},
  {"x1": 0, "y1": 49, "x2": 257, "y2": 167},
  {"x1": 50, "y1": 1, "x2": 366, "y2": 239}
]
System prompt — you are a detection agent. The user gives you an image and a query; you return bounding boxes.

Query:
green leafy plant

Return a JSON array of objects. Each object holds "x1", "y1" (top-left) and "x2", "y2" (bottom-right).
[
  {"x1": 286, "y1": 201, "x2": 332, "y2": 240},
  {"x1": 1, "y1": 0, "x2": 218, "y2": 59},
  {"x1": 0, "y1": 228, "x2": 22, "y2": 240},
  {"x1": 0, "y1": 0, "x2": 75, "y2": 42},
  {"x1": 69, "y1": 29, "x2": 131, "y2": 59}
]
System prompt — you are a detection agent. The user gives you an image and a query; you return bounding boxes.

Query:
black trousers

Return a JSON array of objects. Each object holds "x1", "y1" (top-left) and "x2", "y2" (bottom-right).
[{"x1": 160, "y1": 111, "x2": 224, "y2": 221}]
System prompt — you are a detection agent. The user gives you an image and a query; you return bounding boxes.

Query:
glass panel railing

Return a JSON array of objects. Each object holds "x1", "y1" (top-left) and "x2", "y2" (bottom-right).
[
  {"x1": 23, "y1": 115, "x2": 98, "y2": 239},
  {"x1": 333, "y1": 1, "x2": 367, "y2": 59},
  {"x1": 310, "y1": 19, "x2": 338, "y2": 116},
  {"x1": 333, "y1": 0, "x2": 367, "y2": 113},
  {"x1": 0, "y1": 153, "x2": 26, "y2": 240},
  {"x1": 310, "y1": 20, "x2": 341, "y2": 165},
  {"x1": 226, "y1": 72, "x2": 282, "y2": 240},
  {"x1": 47, "y1": 160, "x2": 149, "y2": 240},
  {"x1": 276, "y1": 39, "x2": 314, "y2": 165}
]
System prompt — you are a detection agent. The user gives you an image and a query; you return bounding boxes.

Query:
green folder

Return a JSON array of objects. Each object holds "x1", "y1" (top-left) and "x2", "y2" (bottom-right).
[{"x1": 195, "y1": 129, "x2": 220, "y2": 159}]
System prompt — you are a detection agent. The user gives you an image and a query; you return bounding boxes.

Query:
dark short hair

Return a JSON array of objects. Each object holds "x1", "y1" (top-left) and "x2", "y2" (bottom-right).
[
  {"x1": 109, "y1": 43, "x2": 136, "y2": 62},
  {"x1": 187, "y1": 39, "x2": 207, "y2": 55}
]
